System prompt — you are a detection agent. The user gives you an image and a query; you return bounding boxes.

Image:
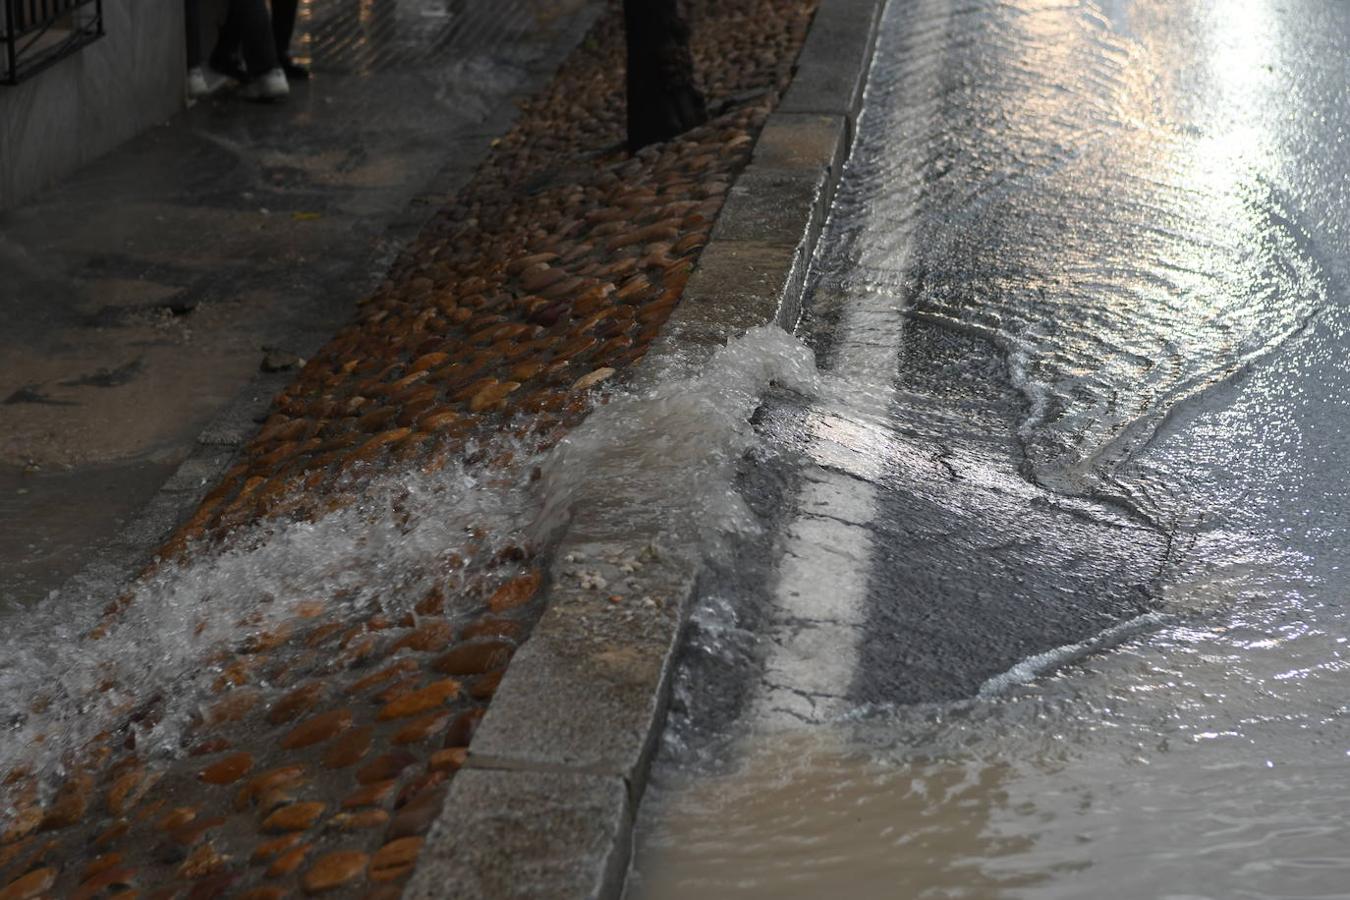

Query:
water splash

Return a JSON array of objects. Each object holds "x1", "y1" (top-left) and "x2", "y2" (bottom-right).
[
  {"x1": 539, "y1": 325, "x2": 823, "y2": 552},
  {"x1": 0, "y1": 455, "x2": 536, "y2": 796},
  {"x1": 0, "y1": 324, "x2": 824, "y2": 813}
]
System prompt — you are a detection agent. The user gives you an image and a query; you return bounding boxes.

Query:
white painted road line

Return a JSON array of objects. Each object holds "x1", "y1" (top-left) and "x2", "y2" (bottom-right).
[{"x1": 749, "y1": 0, "x2": 947, "y2": 727}]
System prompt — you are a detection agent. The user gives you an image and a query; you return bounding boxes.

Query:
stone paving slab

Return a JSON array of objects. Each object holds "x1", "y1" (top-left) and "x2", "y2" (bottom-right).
[
  {"x1": 466, "y1": 541, "x2": 698, "y2": 782},
  {"x1": 663, "y1": 240, "x2": 813, "y2": 339},
  {"x1": 779, "y1": 0, "x2": 887, "y2": 137},
  {"x1": 404, "y1": 769, "x2": 629, "y2": 900},
  {"x1": 711, "y1": 166, "x2": 833, "y2": 246},
  {"x1": 751, "y1": 112, "x2": 851, "y2": 174}
]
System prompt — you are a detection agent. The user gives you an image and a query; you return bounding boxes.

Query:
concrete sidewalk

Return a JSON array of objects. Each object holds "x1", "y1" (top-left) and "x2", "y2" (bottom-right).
[{"x1": 0, "y1": 0, "x2": 594, "y2": 606}]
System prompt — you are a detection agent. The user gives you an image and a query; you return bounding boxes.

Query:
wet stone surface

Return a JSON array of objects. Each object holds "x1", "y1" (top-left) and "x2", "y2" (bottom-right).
[
  {"x1": 0, "y1": 0, "x2": 593, "y2": 606},
  {"x1": 0, "y1": 0, "x2": 820, "y2": 895}
]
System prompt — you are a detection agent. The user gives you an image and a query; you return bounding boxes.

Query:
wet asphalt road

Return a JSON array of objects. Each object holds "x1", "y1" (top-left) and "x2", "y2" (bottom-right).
[
  {"x1": 632, "y1": 2, "x2": 1350, "y2": 896},
  {"x1": 678, "y1": 0, "x2": 1350, "y2": 724}
]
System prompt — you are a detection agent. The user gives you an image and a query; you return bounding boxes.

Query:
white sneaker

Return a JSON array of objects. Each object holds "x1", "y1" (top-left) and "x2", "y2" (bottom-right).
[
  {"x1": 241, "y1": 68, "x2": 289, "y2": 102},
  {"x1": 187, "y1": 66, "x2": 210, "y2": 99}
]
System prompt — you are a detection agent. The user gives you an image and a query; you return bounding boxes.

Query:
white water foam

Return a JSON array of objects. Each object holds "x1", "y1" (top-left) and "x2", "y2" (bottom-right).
[
  {"x1": 976, "y1": 611, "x2": 1168, "y2": 698},
  {"x1": 539, "y1": 325, "x2": 823, "y2": 552},
  {"x1": 0, "y1": 325, "x2": 824, "y2": 812},
  {"x1": 0, "y1": 454, "x2": 537, "y2": 797}
]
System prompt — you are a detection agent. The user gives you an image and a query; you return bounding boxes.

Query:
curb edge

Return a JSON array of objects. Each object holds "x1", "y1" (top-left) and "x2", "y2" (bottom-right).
[{"x1": 405, "y1": 1, "x2": 887, "y2": 896}]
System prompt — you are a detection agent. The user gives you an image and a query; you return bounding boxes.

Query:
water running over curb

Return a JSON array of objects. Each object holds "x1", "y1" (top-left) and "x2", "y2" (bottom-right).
[{"x1": 0, "y1": 325, "x2": 825, "y2": 820}]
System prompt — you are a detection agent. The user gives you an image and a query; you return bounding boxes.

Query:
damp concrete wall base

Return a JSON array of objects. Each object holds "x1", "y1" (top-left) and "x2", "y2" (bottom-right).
[{"x1": 0, "y1": 0, "x2": 185, "y2": 210}]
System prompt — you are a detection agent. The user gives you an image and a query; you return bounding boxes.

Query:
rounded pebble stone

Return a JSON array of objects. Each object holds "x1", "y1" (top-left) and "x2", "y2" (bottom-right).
[
  {"x1": 266, "y1": 683, "x2": 324, "y2": 725},
  {"x1": 369, "y1": 862, "x2": 414, "y2": 884},
  {"x1": 371, "y1": 836, "x2": 423, "y2": 873},
  {"x1": 251, "y1": 832, "x2": 303, "y2": 862},
  {"x1": 267, "y1": 843, "x2": 311, "y2": 877},
  {"x1": 39, "y1": 774, "x2": 91, "y2": 831},
  {"x1": 301, "y1": 850, "x2": 369, "y2": 894},
  {"x1": 432, "y1": 639, "x2": 515, "y2": 676},
  {"x1": 375, "y1": 679, "x2": 460, "y2": 720},
  {"x1": 105, "y1": 769, "x2": 146, "y2": 816},
  {"x1": 428, "y1": 747, "x2": 468, "y2": 772},
  {"x1": 72, "y1": 866, "x2": 136, "y2": 899},
  {"x1": 386, "y1": 620, "x2": 453, "y2": 654},
  {"x1": 80, "y1": 852, "x2": 123, "y2": 881},
  {"x1": 356, "y1": 752, "x2": 416, "y2": 785},
  {"x1": 237, "y1": 766, "x2": 306, "y2": 810},
  {"x1": 322, "y1": 724, "x2": 374, "y2": 769},
  {"x1": 458, "y1": 617, "x2": 525, "y2": 641},
  {"x1": 198, "y1": 751, "x2": 254, "y2": 785},
  {"x1": 0, "y1": 867, "x2": 57, "y2": 900},
  {"x1": 327, "y1": 808, "x2": 390, "y2": 831},
  {"x1": 157, "y1": 807, "x2": 197, "y2": 832},
  {"x1": 341, "y1": 780, "x2": 396, "y2": 809},
  {"x1": 391, "y1": 712, "x2": 451, "y2": 746},
  {"x1": 281, "y1": 708, "x2": 353, "y2": 749},
  {"x1": 469, "y1": 669, "x2": 505, "y2": 701},
  {"x1": 387, "y1": 787, "x2": 447, "y2": 839},
  {"x1": 487, "y1": 570, "x2": 541, "y2": 611},
  {"x1": 261, "y1": 802, "x2": 326, "y2": 833}
]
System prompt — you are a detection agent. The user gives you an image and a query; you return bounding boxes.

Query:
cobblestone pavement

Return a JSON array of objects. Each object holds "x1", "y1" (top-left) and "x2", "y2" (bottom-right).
[{"x1": 0, "y1": 0, "x2": 817, "y2": 896}]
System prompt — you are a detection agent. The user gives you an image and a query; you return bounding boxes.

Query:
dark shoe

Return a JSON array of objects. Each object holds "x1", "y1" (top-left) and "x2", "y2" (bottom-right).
[{"x1": 280, "y1": 58, "x2": 310, "y2": 81}]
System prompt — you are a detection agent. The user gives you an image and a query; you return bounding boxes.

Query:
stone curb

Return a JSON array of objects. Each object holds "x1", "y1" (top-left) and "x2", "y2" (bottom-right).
[{"x1": 404, "y1": 0, "x2": 887, "y2": 897}]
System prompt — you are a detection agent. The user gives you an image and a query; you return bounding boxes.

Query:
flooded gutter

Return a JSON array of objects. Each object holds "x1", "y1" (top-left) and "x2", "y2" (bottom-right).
[{"x1": 402, "y1": 0, "x2": 888, "y2": 896}]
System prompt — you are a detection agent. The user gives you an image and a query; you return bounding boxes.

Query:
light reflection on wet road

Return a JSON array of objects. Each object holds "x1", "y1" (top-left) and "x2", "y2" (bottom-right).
[
  {"x1": 631, "y1": 0, "x2": 1350, "y2": 896},
  {"x1": 294, "y1": 0, "x2": 546, "y2": 74}
]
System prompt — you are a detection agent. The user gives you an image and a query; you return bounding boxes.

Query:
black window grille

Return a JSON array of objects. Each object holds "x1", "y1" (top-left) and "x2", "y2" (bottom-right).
[{"x1": 1, "y1": 0, "x2": 104, "y2": 85}]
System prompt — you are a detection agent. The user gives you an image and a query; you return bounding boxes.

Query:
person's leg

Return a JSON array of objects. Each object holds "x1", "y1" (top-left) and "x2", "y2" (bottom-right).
[
  {"x1": 270, "y1": 0, "x2": 308, "y2": 79},
  {"x1": 271, "y1": 0, "x2": 297, "y2": 59},
  {"x1": 231, "y1": 0, "x2": 290, "y2": 100},
  {"x1": 233, "y1": 0, "x2": 279, "y2": 77},
  {"x1": 185, "y1": 0, "x2": 202, "y2": 69},
  {"x1": 185, "y1": 0, "x2": 213, "y2": 98},
  {"x1": 209, "y1": 1, "x2": 246, "y2": 79}
]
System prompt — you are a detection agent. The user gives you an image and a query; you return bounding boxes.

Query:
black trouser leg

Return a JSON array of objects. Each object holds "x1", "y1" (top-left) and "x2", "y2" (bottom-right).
[
  {"x1": 212, "y1": 0, "x2": 278, "y2": 76},
  {"x1": 239, "y1": 0, "x2": 279, "y2": 75},
  {"x1": 210, "y1": 6, "x2": 239, "y2": 71},
  {"x1": 271, "y1": 0, "x2": 299, "y2": 63},
  {"x1": 185, "y1": 0, "x2": 202, "y2": 69}
]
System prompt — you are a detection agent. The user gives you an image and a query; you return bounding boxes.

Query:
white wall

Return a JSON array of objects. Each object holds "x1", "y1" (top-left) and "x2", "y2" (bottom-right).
[{"x1": 0, "y1": 0, "x2": 185, "y2": 210}]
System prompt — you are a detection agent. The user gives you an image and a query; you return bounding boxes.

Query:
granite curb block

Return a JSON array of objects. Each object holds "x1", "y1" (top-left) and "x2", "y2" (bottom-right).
[
  {"x1": 405, "y1": 0, "x2": 887, "y2": 896},
  {"x1": 405, "y1": 769, "x2": 631, "y2": 900}
]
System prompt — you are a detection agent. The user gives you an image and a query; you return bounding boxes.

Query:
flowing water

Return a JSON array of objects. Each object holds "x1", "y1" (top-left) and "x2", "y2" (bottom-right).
[
  {"x1": 5, "y1": 0, "x2": 1347, "y2": 891},
  {"x1": 629, "y1": 0, "x2": 1350, "y2": 897},
  {"x1": 0, "y1": 325, "x2": 819, "y2": 811}
]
